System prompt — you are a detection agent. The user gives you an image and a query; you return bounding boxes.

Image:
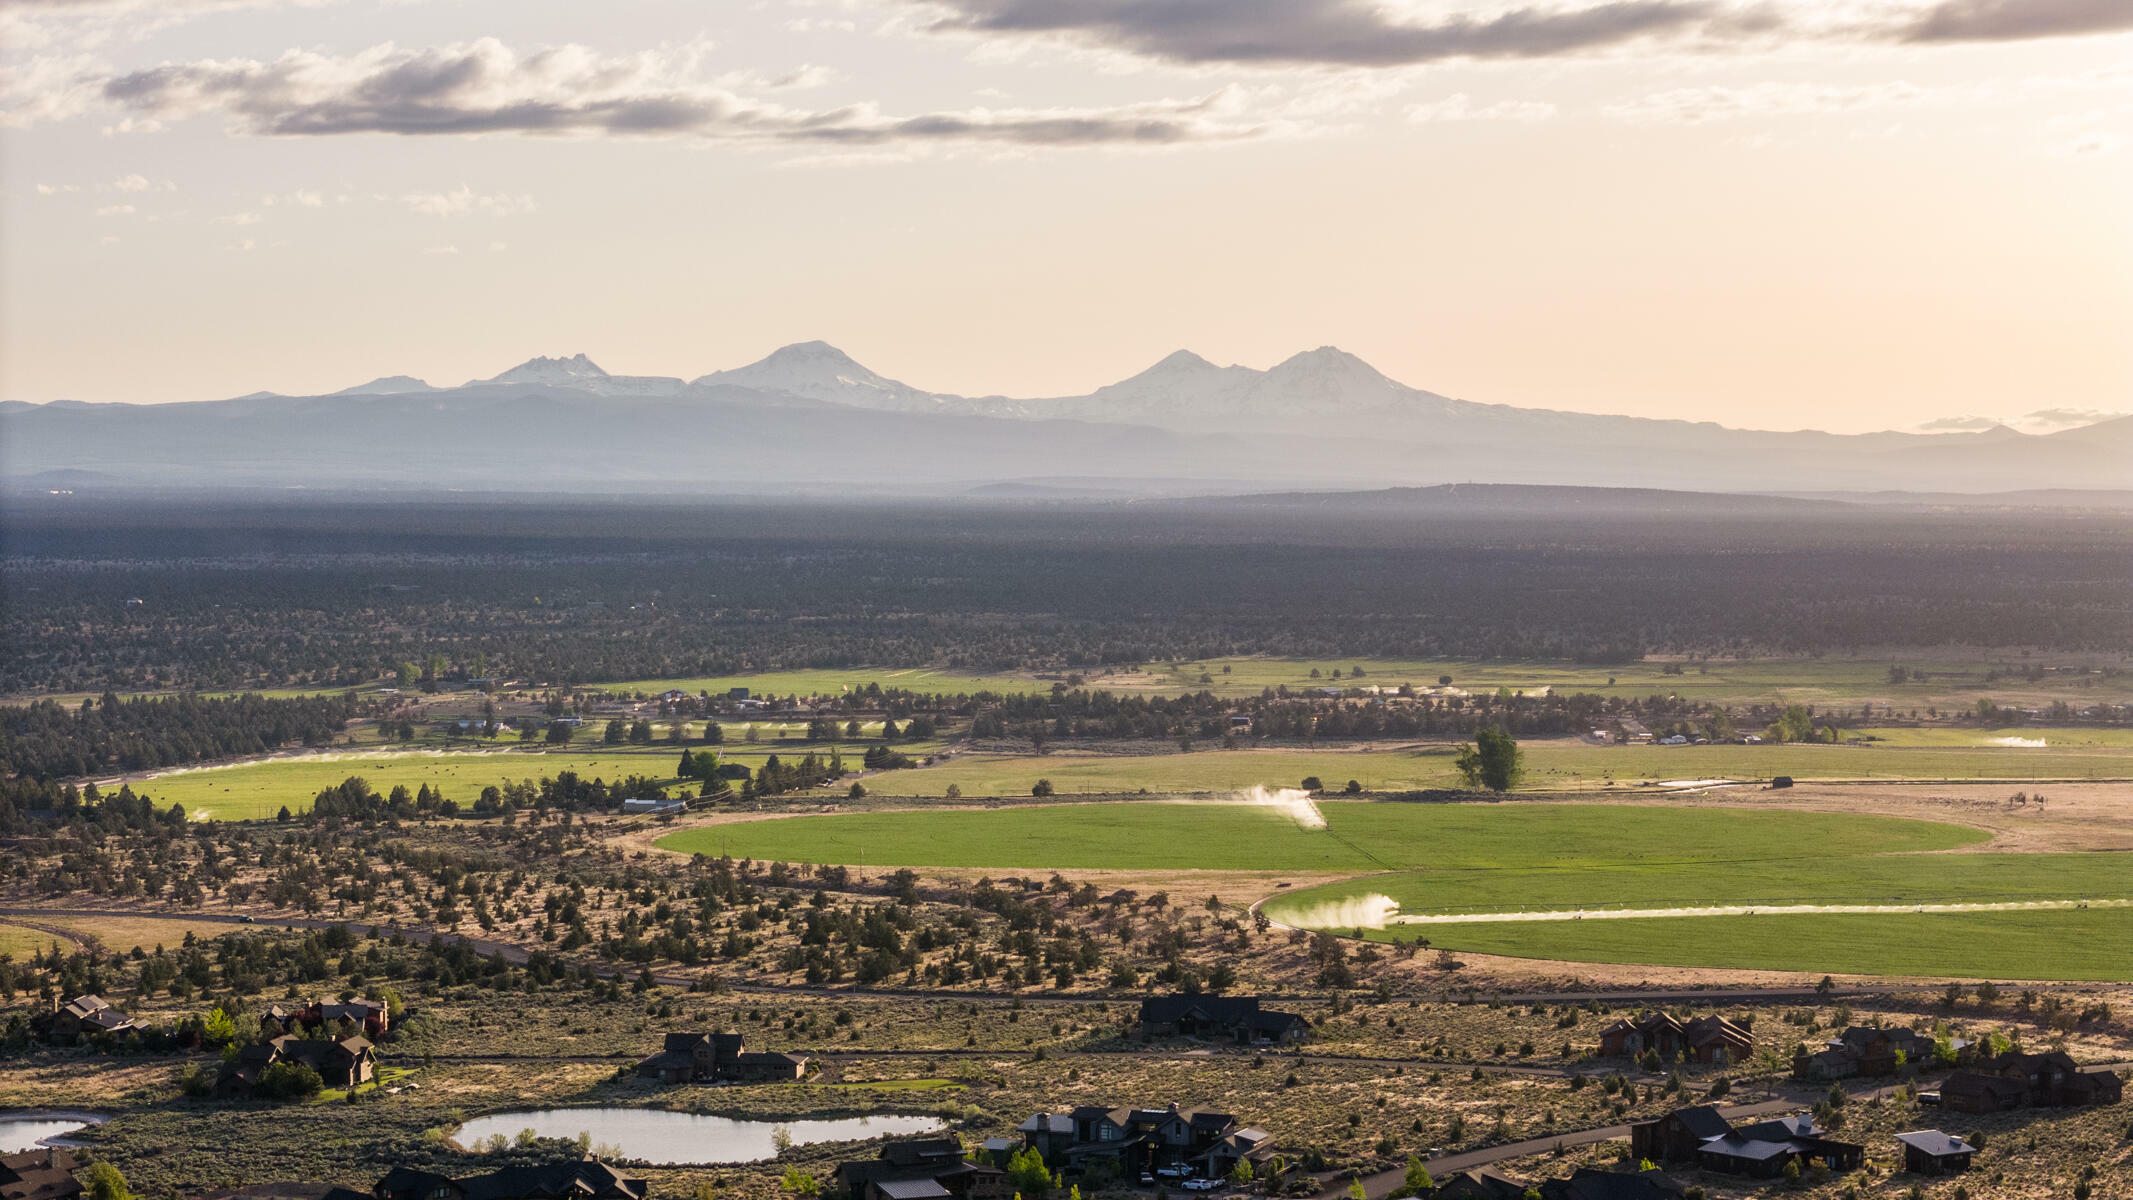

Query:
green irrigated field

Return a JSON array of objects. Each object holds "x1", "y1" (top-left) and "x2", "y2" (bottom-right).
[
  {"x1": 658, "y1": 800, "x2": 1983, "y2": 872},
  {"x1": 856, "y1": 738, "x2": 2133, "y2": 799},
  {"x1": 1258, "y1": 851, "x2": 2133, "y2": 921},
  {"x1": 121, "y1": 747, "x2": 701, "y2": 821},
  {"x1": 1400, "y1": 908, "x2": 2133, "y2": 981}
]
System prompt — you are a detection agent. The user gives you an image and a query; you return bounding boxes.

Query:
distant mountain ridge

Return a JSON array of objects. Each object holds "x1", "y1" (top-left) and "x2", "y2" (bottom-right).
[{"x1": 4, "y1": 342, "x2": 2126, "y2": 496}]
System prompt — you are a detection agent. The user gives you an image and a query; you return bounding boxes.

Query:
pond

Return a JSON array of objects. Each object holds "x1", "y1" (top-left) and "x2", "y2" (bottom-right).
[
  {"x1": 0, "y1": 1113, "x2": 107, "y2": 1154},
  {"x1": 455, "y1": 1109, "x2": 947, "y2": 1165}
]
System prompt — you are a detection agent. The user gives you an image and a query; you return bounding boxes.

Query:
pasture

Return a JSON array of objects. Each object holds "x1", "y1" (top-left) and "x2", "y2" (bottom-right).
[
  {"x1": 658, "y1": 800, "x2": 1983, "y2": 871},
  {"x1": 118, "y1": 747, "x2": 698, "y2": 821},
  {"x1": 1405, "y1": 908, "x2": 2133, "y2": 981},
  {"x1": 856, "y1": 737, "x2": 2133, "y2": 799}
]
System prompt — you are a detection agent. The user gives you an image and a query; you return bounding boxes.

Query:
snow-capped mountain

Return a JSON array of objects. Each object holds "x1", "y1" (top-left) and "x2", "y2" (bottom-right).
[
  {"x1": 473, "y1": 354, "x2": 685, "y2": 396},
  {"x1": 691, "y1": 340, "x2": 957, "y2": 412}
]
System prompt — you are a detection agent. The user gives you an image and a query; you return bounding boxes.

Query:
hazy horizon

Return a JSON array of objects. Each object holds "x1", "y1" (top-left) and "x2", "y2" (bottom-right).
[{"x1": 5, "y1": 1, "x2": 2132, "y2": 434}]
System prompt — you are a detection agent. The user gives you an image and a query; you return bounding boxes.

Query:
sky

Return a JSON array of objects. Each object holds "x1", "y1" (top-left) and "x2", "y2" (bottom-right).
[{"x1": 2, "y1": 0, "x2": 2130, "y2": 434}]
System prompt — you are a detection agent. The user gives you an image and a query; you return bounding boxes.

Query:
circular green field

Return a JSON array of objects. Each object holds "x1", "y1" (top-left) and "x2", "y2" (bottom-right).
[{"x1": 659, "y1": 799, "x2": 2133, "y2": 979}]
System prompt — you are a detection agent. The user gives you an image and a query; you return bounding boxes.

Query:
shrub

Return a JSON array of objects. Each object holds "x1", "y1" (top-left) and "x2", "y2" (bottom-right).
[{"x1": 258, "y1": 1060, "x2": 323, "y2": 1099}]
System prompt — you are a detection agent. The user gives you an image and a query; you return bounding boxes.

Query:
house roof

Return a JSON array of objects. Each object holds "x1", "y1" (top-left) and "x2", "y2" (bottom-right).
[
  {"x1": 1697, "y1": 1135, "x2": 1795, "y2": 1162},
  {"x1": 1019, "y1": 1114, "x2": 1073, "y2": 1134},
  {"x1": 0, "y1": 1148, "x2": 82, "y2": 1200},
  {"x1": 874, "y1": 1181, "x2": 950, "y2": 1200},
  {"x1": 1661, "y1": 1105, "x2": 1733, "y2": 1141},
  {"x1": 1731, "y1": 1114, "x2": 1822, "y2": 1142},
  {"x1": 1895, "y1": 1130, "x2": 1975, "y2": 1156},
  {"x1": 62, "y1": 995, "x2": 110, "y2": 1018}
]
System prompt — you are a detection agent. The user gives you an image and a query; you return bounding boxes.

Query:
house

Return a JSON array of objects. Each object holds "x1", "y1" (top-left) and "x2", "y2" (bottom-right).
[
  {"x1": 46, "y1": 995, "x2": 143, "y2": 1040},
  {"x1": 1429, "y1": 1167, "x2": 1528, "y2": 1199},
  {"x1": 373, "y1": 1158, "x2": 647, "y2": 1200},
  {"x1": 188, "y1": 1185, "x2": 369, "y2": 1200},
  {"x1": 1942, "y1": 1051, "x2": 2124, "y2": 1113},
  {"x1": 215, "y1": 1034, "x2": 375, "y2": 1096},
  {"x1": 1939, "y1": 1070, "x2": 2027, "y2": 1114},
  {"x1": 1533, "y1": 1167, "x2": 1686, "y2": 1200},
  {"x1": 635, "y1": 1031, "x2": 806, "y2": 1084},
  {"x1": 0, "y1": 1148, "x2": 81, "y2": 1200},
  {"x1": 1631, "y1": 1107, "x2": 1860, "y2": 1177},
  {"x1": 1015, "y1": 1103, "x2": 1270, "y2": 1180},
  {"x1": 1628, "y1": 1105, "x2": 1733, "y2": 1163},
  {"x1": 835, "y1": 1137, "x2": 1008, "y2": 1200},
  {"x1": 264, "y1": 997, "x2": 391, "y2": 1041},
  {"x1": 1797, "y1": 1026, "x2": 1955, "y2": 1080},
  {"x1": 1135, "y1": 996, "x2": 1309, "y2": 1045},
  {"x1": 1895, "y1": 1130, "x2": 1976, "y2": 1175},
  {"x1": 1599, "y1": 1013, "x2": 1752, "y2": 1065}
]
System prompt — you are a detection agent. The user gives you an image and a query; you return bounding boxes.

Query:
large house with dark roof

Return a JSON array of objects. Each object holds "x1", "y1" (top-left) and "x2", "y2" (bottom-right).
[
  {"x1": 1940, "y1": 1051, "x2": 2124, "y2": 1114},
  {"x1": 0, "y1": 1148, "x2": 82, "y2": 1200},
  {"x1": 1597, "y1": 1013, "x2": 1752, "y2": 1065},
  {"x1": 261, "y1": 997, "x2": 391, "y2": 1041},
  {"x1": 1629, "y1": 1106, "x2": 1861, "y2": 1178},
  {"x1": 1532, "y1": 1167, "x2": 1686, "y2": 1200},
  {"x1": 634, "y1": 1031, "x2": 807, "y2": 1084},
  {"x1": 214, "y1": 1033, "x2": 375, "y2": 1096},
  {"x1": 372, "y1": 1158, "x2": 647, "y2": 1200},
  {"x1": 41, "y1": 995, "x2": 144, "y2": 1042},
  {"x1": 1794, "y1": 1025, "x2": 1966, "y2": 1080},
  {"x1": 1135, "y1": 996, "x2": 1308, "y2": 1045},
  {"x1": 1016, "y1": 1103, "x2": 1272, "y2": 1179},
  {"x1": 834, "y1": 1137, "x2": 1008, "y2": 1200}
]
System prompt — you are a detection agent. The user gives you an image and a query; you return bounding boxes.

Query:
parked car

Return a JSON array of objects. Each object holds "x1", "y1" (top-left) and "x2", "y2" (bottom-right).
[
  {"x1": 1181, "y1": 1179, "x2": 1220, "y2": 1191},
  {"x1": 1919, "y1": 1091, "x2": 1942, "y2": 1107},
  {"x1": 1138, "y1": 1174, "x2": 1155, "y2": 1187}
]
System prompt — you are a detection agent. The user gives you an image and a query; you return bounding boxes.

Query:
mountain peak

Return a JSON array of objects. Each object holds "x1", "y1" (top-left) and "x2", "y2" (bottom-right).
[
  {"x1": 333, "y1": 374, "x2": 435, "y2": 396},
  {"x1": 483, "y1": 353, "x2": 609, "y2": 385},
  {"x1": 759, "y1": 340, "x2": 864, "y2": 368},
  {"x1": 1268, "y1": 345, "x2": 1383, "y2": 378}
]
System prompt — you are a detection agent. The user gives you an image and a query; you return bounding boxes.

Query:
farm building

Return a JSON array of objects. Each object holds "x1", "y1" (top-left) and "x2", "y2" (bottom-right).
[
  {"x1": 620, "y1": 797, "x2": 686, "y2": 815},
  {"x1": 1136, "y1": 995, "x2": 1309, "y2": 1044},
  {"x1": 1895, "y1": 1130, "x2": 1977, "y2": 1175}
]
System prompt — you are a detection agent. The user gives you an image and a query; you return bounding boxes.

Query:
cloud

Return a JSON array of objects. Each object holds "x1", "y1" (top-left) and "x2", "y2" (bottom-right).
[
  {"x1": 1916, "y1": 414, "x2": 2003, "y2": 432},
  {"x1": 262, "y1": 188, "x2": 324, "y2": 206},
  {"x1": 911, "y1": 0, "x2": 1732, "y2": 68},
  {"x1": 401, "y1": 184, "x2": 537, "y2": 217},
  {"x1": 421, "y1": 244, "x2": 461, "y2": 254},
  {"x1": 904, "y1": 0, "x2": 2133, "y2": 68},
  {"x1": 79, "y1": 38, "x2": 1265, "y2": 147},
  {"x1": 1902, "y1": 0, "x2": 2133, "y2": 43},
  {"x1": 217, "y1": 210, "x2": 263, "y2": 225},
  {"x1": 93, "y1": 203, "x2": 135, "y2": 215},
  {"x1": 1603, "y1": 80, "x2": 1951, "y2": 123},
  {"x1": 1405, "y1": 93, "x2": 1558, "y2": 123}
]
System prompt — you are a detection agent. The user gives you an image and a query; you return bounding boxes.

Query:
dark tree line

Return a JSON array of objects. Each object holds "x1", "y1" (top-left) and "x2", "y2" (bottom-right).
[{"x1": 0, "y1": 692, "x2": 356, "y2": 780}]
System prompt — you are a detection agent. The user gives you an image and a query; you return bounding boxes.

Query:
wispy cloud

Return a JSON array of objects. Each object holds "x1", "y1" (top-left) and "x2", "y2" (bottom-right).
[
  {"x1": 1405, "y1": 93, "x2": 1558, "y2": 123},
  {"x1": 66, "y1": 38, "x2": 1268, "y2": 148},
  {"x1": 1901, "y1": 0, "x2": 2133, "y2": 44},
  {"x1": 401, "y1": 185, "x2": 537, "y2": 217}
]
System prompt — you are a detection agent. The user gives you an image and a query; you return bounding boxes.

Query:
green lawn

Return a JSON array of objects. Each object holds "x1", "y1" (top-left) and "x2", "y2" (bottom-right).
[
  {"x1": 659, "y1": 800, "x2": 1983, "y2": 872},
  {"x1": 1407, "y1": 908, "x2": 2133, "y2": 981}
]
